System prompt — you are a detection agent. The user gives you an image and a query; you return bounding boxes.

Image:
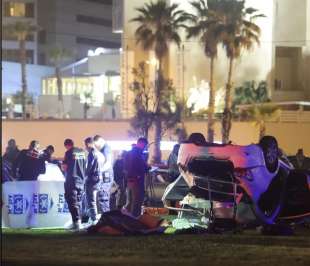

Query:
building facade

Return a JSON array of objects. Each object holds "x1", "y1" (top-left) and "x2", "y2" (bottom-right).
[
  {"x1": 37, "y1": 0, "x2": 121, "y2": 65},
  {"x1": 38, "y1": 51, "x2": 121, "y2": 119},
  {"x1": 2, "y1": 0, "x2": 38, "y2": 64},
  {"x1": 119, "y1": 0, "x2": 310, "y2": 118}
]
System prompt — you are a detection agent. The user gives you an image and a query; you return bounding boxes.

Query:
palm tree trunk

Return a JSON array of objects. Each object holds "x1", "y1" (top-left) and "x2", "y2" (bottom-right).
[
  {"x1": 20, "y1": 39, "x2": 27, "y2": 120},
  {"x1": 222, "y1": 57, "x2": 234, "y2": 143},
  {"x1": 56, "y1": 66, "x2": 64, "y2": 118},
  {"x1": 207, "y1": 56, "x2": 215, "y2": 143},
  {"x1": 153, "y1": 59, "x2": 163, "y2": 163},
  {"x1": 83, "y1": 103, "x2": 88, "y2": 119}
]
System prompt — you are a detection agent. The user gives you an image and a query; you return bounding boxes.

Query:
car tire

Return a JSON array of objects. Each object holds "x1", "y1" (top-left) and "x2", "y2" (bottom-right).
[
  {"x1": 251, "y1": 166, "x2": 289, "y2": 225},
  {"x1": 259, "y1": 136, "x2": 279, "y2": 173}
]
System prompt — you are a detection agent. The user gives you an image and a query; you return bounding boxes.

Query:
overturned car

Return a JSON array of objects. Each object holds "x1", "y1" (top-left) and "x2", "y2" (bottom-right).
[{"x1": 162, "y1": 135, "x2": 310, "y2": 226}]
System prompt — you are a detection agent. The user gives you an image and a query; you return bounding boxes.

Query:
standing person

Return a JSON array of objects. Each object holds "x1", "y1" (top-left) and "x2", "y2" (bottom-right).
[
  {"x1": 62, "y1": 139, "x2": 87, "y2": 230},
  {"x1": 12, "y1": 140, "x2": 46, "y2": 181},
  {"x1": 3, "y1": 139, "x2": 20, "y2": 164},
  {"x1": 290, "y1": 149, "x2": 310, "y2": 170},
  {"x1": 2, "y1": 139, "x2": 20, "y2": 182},
  {"x1": 111, "y1": 151, "x2": 127, "y2": 210},
  {"x1": 93, "y1": 135, "x2": 114, "y2": 213},
  {"x1": 123, "y1": 137, "x2": 149, "y2": 217},
  {"x1": 84, "y1": 137, "x2": 106, "y2": 225},
  {"x1": 167, "y1": 144, "x2": 180, "y2": 182}
]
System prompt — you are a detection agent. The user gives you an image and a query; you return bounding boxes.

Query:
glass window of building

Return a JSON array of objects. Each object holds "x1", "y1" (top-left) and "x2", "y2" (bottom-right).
[{"x1": 3, "y1": 2, "x2": 34, "y2": 18}]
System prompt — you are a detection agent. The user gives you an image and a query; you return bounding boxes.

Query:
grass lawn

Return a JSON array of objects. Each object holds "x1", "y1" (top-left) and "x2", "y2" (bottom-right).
[{"x1": 2, "y1": 226, "x2": 310, "y2": 266}]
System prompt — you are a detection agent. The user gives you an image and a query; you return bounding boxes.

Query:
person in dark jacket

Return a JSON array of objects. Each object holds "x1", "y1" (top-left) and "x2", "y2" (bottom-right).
[
  {"x1": 12, "y1": 140, "x2": 45, "y2": 181},
  {"x1": 42, "y1": 145, "x2": 55, "y2": 163},
  {"x1": 123, "y1": 137, "x2": 149, "y2": 217},
  {"x1": 84, "y1": 137, "x2": 107, "y2": 224},
  {"x1": 3, "y1": 139, "x2": 20, "y2": 164},
  {"x1": 290, "y1": 149, "x2": 310, "y2": 170},
  {"x1": 111, "y1": 151, "x2": 127, "y2": 210},
  {"x1": 62, "y1": 139, "x2": 86, "y2": 230},
  {"x1": 167, "y1": 144, "x2": 180, "y2": 182},
  {"x1": 2, "y1": 139, "x2": 20, "y2": 182}
]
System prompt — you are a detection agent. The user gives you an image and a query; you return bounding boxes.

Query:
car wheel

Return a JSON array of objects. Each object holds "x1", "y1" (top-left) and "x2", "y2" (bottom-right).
[
  {"x1": 259, "y1": 136, "x2": 279, "y2": 173},
  {"x1": 252, "y1": 167, "x2": 288, "y2": 225}
]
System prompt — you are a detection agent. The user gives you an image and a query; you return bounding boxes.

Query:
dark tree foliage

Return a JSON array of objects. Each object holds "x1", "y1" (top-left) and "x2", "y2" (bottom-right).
[{"x1": 129, "y1": 62, "x2": 184, "y2": 146}]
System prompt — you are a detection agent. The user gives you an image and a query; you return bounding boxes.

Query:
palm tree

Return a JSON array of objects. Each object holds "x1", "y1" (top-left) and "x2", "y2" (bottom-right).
[
  {"x1": 130, "y1": 62, "x2": 155, "y2": 139},
  {"x1": 186, "y1": 0, "x2": 224, "y2": 142},
  {"x1": 48, "y1": 46, "x2": 72, "y2": 118},
  {"x1": 131, "y1": 0, "x2": 188, "y2": 163},
  {"x1": 220, "y1": 1, "x2": 264, "y2": 143},
  {"x1": 4, "y1": 21, "x2": 40, "y2": 119}
]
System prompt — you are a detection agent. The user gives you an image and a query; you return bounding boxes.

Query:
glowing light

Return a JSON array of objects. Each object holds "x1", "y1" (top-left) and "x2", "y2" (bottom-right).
[
  {"x1": 6, "y1": 97, "x2": 12, "y2": 105},
  {"x1": 87, "y1": 47, "x2": 107, "y2": 57},
  {"x1": 146, "y1": 58, "x2": 158, "y2": 67},
  {"x1": 187, "y1": 80, "x2": 210, "y2": 113}
]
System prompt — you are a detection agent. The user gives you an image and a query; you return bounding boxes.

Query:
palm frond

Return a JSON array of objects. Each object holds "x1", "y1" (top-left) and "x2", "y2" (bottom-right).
[{"x1": 131, "y1": 0, "x2": 186, "y2": 58}]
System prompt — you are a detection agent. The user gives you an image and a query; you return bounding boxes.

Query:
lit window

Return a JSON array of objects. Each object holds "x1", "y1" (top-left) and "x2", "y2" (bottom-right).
[
  {"x1": 42, "y1": 80, "x2": 46, "y2": 94},
  {"x1": 4, "y1": 2, "x2": 34, "y2": 17}
]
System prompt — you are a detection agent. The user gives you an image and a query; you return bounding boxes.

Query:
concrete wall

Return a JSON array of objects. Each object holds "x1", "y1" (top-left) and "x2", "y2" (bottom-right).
[
  {"x1": 2, "y1": 120, "x2": 310, "y2": 159},
  {"x1": 273, "y1": 0, "x2": 307, "y2": 46}
]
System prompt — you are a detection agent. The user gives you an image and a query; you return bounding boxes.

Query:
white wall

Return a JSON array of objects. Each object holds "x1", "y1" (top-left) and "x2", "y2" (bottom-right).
[{"x1": 273, "y1": 0, "x2": 307, "y2": 46}]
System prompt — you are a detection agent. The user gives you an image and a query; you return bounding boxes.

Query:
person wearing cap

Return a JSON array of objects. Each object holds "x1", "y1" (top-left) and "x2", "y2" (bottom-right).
[
  {"x1": 84, "y1": 137, "x2": 107, "y2": 224},
  {"x1": 93, "y1": 135, "x2": 114, "y2": 213},
  {"x1": 12, "y1": 140, "x2": 46, "y2": 181},
  {"x1": 62, "y1": 139, "x2": 87, "y2": 230},
  {"x1": 123, "y1": 137, "x2": 149, "y2": 217}
]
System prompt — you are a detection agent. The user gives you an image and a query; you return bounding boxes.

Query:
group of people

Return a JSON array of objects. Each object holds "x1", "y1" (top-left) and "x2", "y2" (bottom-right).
[
  {"x1": 2, "y1": 136, "x2": 150, "y2": 231},
  {"x1": 2, "y1": 139, "x2": 55, "y2": 182},
  {"x1": 4, "y1": 133, "x2": 309, "y2": 231}
]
